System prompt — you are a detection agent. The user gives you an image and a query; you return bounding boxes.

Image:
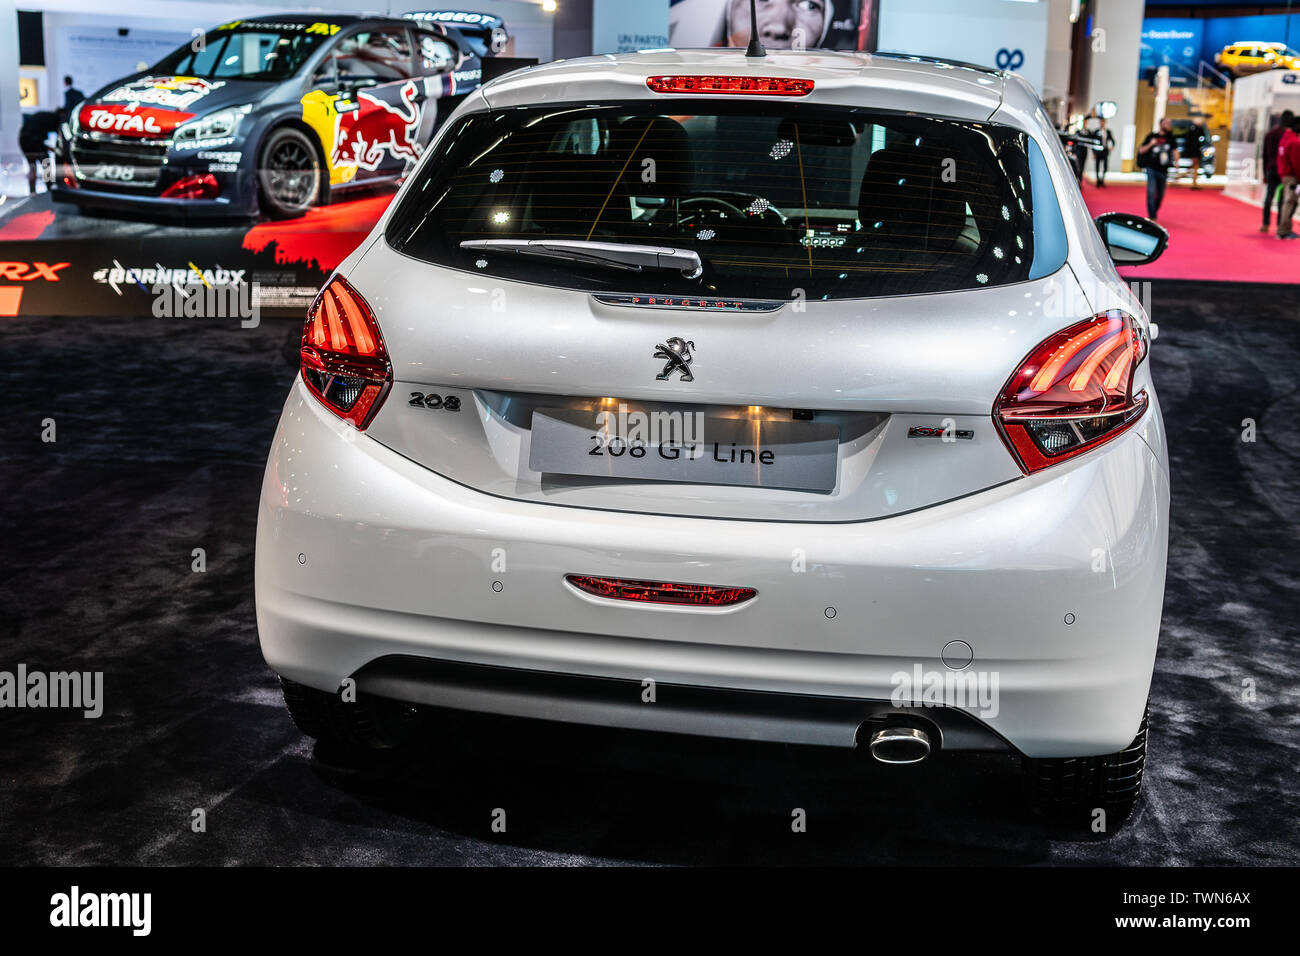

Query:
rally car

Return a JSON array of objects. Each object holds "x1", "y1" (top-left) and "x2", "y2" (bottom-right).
[{"x1": 50, "y1": 13, "x2": 485, "y2": 219}]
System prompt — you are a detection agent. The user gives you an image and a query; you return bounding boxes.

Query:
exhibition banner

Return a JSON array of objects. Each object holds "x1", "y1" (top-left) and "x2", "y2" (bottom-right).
[
  {"x1": 0, "y1": 193, "x2": 390, "y2": 319},
  {"x1": 593, "y1": 0, "x2": 670, "y2": 55},
  {"x1": 876, "y1": 0, "x2": 1048, "y2": 91},
  {"x1": 669, "y1": 0, "x2": 869, "y2": 51},
  {"x1": 1140, "y1": 13, "x2": 1300, "y2": 79},
  {"x1": 1140, "y1": 18, "x2": 1204, "y2": 80}
]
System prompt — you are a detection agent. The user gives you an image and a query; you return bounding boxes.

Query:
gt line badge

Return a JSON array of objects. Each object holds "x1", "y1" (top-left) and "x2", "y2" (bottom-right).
[
  {"x1": 909, "y1": 424, "x2": 975, "y2": 440},
  {"x1": 654, "y1": 337, "x2": 696, "y2": 382}
]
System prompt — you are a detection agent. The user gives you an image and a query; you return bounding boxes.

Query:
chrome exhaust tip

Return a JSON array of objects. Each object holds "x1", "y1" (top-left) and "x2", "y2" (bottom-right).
[{"x1": 867, "y1": 726, "x2": 932, "y2": 764}]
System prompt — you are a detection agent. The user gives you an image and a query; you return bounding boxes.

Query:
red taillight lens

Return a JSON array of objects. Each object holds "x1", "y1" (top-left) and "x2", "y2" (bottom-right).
[
  {"x1": 646, "y1": 75, "x2": 815, "y2": 96},
  {"x1": 566, "y1": 575, "x2": 757, "y2": 607},
  {"x1": 994, "y1": 311, "x2": 1149, "y2": 474},
  {"x1": 300, "y1": 276, "x2": 391, "y2": 429},
  {"x1": 161, "y1": 173, "x2": 219, "y2": 199}
]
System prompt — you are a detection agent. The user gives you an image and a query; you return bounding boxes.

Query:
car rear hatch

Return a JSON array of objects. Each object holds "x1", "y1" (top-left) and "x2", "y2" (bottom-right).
[
  {"x1": 351, "y1": 93, "x2": 1082, "y2": 522},
  {"x1": 356, "y1": 254, "x2": 1097, "y2": 522}
]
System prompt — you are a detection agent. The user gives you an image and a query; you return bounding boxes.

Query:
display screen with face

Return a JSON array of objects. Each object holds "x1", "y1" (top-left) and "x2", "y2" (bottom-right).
[{"x1": 727, "y1": 0, "x2": 830, "y2": 51}]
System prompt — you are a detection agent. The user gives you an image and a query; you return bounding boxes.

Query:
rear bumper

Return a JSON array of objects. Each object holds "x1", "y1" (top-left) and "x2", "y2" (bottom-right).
[
  {"x1": 355, "y1": 656, "x2": 1014, "y2": 751},
  {"x1": 256, "y1": 380, "x2": 1170, "y2": 759}
]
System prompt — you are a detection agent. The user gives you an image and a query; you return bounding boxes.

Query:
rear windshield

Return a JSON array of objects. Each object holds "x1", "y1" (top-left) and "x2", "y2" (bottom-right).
[{"x1": 386, "y1": 102, "x2": 1064, "y2": 300}]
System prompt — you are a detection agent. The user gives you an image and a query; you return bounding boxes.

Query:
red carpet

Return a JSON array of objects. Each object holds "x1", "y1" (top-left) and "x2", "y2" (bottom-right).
[
  {"x1": 242, "y1": 194, "x2": 392, "y2": 270},
  {"x1": 1080, "y1": 182, "x2": 1298, "y2": 284},
  {"x1": 0, "y1": 209, "x2": 57, "y2": 240}
]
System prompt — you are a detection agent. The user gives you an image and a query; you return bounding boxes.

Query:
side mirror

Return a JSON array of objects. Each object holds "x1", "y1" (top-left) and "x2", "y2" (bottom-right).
[
  {"x1": 1095, "y1": 212, "x2": 1169, "y2": 266},
  {"x1": 337, "y1": 74, "x2": 378, "y2": 95}
]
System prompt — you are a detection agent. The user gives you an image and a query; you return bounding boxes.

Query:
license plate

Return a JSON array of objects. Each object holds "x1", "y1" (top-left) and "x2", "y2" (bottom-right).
[
  {"x1": 75, "y1": 160, "x2": 158, "y2": 186},
  {"x1": 529, "y1": 407, "x2": 840, "y2": 492}
]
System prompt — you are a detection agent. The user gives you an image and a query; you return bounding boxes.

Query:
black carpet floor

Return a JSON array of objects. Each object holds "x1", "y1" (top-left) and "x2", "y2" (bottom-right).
[{"x1": 2, "y1": 281, "x2": 1298, "y2": 866}]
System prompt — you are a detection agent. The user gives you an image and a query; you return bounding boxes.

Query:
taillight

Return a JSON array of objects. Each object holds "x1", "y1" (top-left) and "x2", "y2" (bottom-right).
[
  {"x1": 646, "y1": 75, "x2": 815, "y2": 96},
  {"x1": 300, "y1": 276, "x2": 391, "y2": 429},
  {"x1": 566, "y1": 575, "x2": 757, "y2": 607},
  {"x1": 994, "y1": 311, "x2": 1148, "y2": 474}
]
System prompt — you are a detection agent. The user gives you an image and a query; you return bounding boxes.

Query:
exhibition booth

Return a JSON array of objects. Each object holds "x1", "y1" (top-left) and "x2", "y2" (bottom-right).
[
  {"x1": 3, "y1": 0, "x2": 1295, "y2": 321},
  {"x1": 0, "y1": 0, "x2": 1077, "y2": 320}
]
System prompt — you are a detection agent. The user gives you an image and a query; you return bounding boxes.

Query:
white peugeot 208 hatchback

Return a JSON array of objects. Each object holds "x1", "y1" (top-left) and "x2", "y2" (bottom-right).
[{"x1": 256, "y1": 49, "x2": 1171, "y2": 821}]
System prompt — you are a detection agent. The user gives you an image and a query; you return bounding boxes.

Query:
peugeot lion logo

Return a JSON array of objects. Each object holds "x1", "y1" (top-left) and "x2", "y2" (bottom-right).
[{"x1": 654, "y1": 337, "x2": 696, "y2": 382}]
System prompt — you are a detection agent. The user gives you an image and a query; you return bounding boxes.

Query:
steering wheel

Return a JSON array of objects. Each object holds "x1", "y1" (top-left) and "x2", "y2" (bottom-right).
[
  {"x1": 677, "y1": 195, "x2": 790, "y2": 244},
  {"x1": 680, "y1": 196, "x2": 749, "y2": 220}
]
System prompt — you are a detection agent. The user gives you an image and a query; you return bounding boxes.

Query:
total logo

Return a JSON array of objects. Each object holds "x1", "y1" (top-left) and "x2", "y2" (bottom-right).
[
  {"x1": 80, "y1": 105, "x2": 194, "y2": 139},
  {"x1": 87, "y1": 110, "x2": 161, "y2": 135}
]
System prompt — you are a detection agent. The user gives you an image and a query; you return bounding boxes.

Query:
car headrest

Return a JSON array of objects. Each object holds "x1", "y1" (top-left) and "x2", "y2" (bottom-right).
[
  {"x1": 857, "y1": 147, "x2": 967, "y2": 251},
  {"x1": 525, "y1": 151, "x2": 619, "y2": 237},
  {"x1": 610, "y1": 115, "x2": 693, "y2": 199}
]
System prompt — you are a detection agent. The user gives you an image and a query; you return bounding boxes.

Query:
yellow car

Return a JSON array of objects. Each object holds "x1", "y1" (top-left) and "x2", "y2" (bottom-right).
[{"x1": 1216, "y1": 42, "x2": 1300, "y2": 78}]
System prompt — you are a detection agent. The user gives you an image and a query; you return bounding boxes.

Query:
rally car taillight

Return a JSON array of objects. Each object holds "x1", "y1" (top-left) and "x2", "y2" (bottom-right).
[
  {"x1": 994, "y1": 311, "x2": 1149, "y2": 474},
  {"x1": 300, "y1": 276, "x2": 391, "y2": 429}
]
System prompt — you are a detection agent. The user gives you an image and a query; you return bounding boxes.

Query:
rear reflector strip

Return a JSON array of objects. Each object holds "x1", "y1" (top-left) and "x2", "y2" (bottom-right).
[
  {"x1": 566, "y1": 574, "x2": 757, "y2": 607},
  {"x1": 646, "y1": 75, "x2": 815, "y2": 96}
]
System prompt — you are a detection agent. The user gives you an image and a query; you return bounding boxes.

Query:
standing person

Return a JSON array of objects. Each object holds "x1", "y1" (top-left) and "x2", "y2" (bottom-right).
[
  {"x1": 1072, "y1": 134, "x2": 1088, "y2": 183},
  {"x1": 61, "y1": 76, "x2": 85, "y2": 121},
  {"x1": 1261, "y1": 109, "x2": 1294, "y2": 233},
  {"x1": 1093, "y1": 118, "x2": 1116, "y2": 188},
  {"x1": 1276, "y1": 114, "x2": 1300, "y2": 240},
  {"x1": 1186, "y1": 124, "x2": 1206, "y2": 189},
  {"x1": 1138, "y1": 118, "x2": 1179, "y2": 221},
  {"x1": 19, "y1": 111, "x2": 59, "y2": 195}
]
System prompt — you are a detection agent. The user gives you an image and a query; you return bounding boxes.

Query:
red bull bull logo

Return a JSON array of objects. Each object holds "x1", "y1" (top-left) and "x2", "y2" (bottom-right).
[{"x1": 332, "y1": 80, "x2": 424, "y2": 172}]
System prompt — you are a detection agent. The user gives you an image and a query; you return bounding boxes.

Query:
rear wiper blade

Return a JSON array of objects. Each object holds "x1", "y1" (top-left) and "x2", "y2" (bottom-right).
[{"x1": 460, "y1": 239, "x2": 704, "y2": 279}]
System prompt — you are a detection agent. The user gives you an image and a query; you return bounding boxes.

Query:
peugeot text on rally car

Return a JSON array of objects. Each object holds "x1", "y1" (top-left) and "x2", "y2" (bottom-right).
[{"x1": 403, "y1": 10, "x2": 511, "y2": 58}]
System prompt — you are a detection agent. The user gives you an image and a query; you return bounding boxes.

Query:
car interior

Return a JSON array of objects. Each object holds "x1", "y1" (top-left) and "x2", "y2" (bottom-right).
[{"x1": 424, "y1": 106, "x2": 1037, "y2": 297}]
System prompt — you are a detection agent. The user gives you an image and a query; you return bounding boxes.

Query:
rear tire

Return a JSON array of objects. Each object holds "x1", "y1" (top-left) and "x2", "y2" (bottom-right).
[
  {"x1": 279, "y1": 677, "x2": 422, "y2": 751},
  {"x1": 257, "y1": 127, "x2": 322, "y2": 220},
  {"x1": 1023, "y1": 705, "x2": 1148, "y2": 825}
]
